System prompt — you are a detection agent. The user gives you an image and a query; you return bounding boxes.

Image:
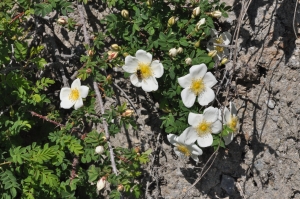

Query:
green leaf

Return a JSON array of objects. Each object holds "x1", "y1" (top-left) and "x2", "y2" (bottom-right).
[
  {"x1": 14, "y1": 41, "x2": 27, "y2": 61},
  {"x1": 32, "y1": 94, "x2": 41, "y2": 103}
]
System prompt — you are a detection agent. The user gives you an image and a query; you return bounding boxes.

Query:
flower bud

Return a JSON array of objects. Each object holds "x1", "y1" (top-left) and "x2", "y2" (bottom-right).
[
  {"x1": 176, "y1": 47, "x2": 183, "y2": 54},
  {"x1": 169, "y1": 48, "x2": 177, "y2": 57},
  {"x1": 192, "y1": 7, "x2": 200, "y2": 18},
  {"x1": 134, "y1": 147, "x2": 140, "y2": 153},
  {"x1": 211, "y1": 10, "x2": 222, "y2": 18},
  {"x1": 106, "y1": 74, "x2": 112, "y2": 83},
  {"x1": 123, "y1": 52, "x2": 129, "y2": 57},
  {"x1": 196, "y1": 18, "x2": 206, "y2": 30},
  {"x1": 220, "y1": 58, "x2": 228, "y2": 65},
  {"x1": 208, "y1": 50, "x2": 217, "y2": 57},
  {"x1": 102, "y1": 136, "x2": 107, "y2": 142},
  {"x1": 121, "y1": 9, "x2": 129, "y2": 19},
  {"x1": 194, "y1": 40, "x2": 200, "y2": 48},
  {"x1": 96, "y1": 177, "x2": 106, "y2": 191},
  {"x1": 86, "y1": 68, "x2": 92, "y2": 74},
  {"x1": 57, "y1": 18, "x2": 67, "y2": 25},
  {"x1": 122, "y1": 109, "x2": 134, "y2": 117},
  {"x1": 185, "y1": 57, "x2": 192, "y2": 65},
  {"x1": 111, "y1": 44, "x2": 120, "y2": 51},
  {"x1": 108, "y1": 51, "x2": 118, "y2": 60},
  {"x1": 88, "y1": 50, "x2": 94, "y2": 57},
  {"x1": 117, "y1": 184, "x2": 124, "y2": 192},
  {"x1": 147, "y1": 0, "x2": 153, "y2": 7},
  {"x1": 95, "y1": 146, "x2": 104, "y2": 154},
  {"x1": 167, "y1": 16, "x2": 176, "y2": 27}
]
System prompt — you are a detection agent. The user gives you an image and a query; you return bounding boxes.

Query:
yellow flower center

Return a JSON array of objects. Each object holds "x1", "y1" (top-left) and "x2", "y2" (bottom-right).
[
  {"x1": 190, "y1": 79, "x2": 205, "y2": 95},
  {"x1": 196, "y1": 120, "x2": 212, "y2": 137},
  {"x1": 69, "y1": 88, "x2": 80, "y2": 101},
  {"x1": 176, "y1": 144, "x2": 191, "y2": 156},
  {"x1": 137, "y1": 62, "x2": 152, "y2": 79},
  {"x1": 229, "y1": 115, "x2": 238, "y2": 131},
  {"x1": 215, "y1": 37, "x2": 224, "y2": 52}
]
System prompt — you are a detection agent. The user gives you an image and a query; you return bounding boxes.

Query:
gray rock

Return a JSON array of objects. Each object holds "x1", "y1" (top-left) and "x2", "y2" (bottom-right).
[{"x1": 221, "y1": 175, "x2": 235, "y2": 196}]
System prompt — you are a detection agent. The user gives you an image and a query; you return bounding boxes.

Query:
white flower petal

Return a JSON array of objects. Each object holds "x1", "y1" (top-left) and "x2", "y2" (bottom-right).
[
  {"x1": 74, "y1": 98, "x2": 83, "y2": 110},
  {"x1": 206, "y1": 39, "x2": 215, "y2": 51},
  {"x1": 71, "y1": 78, "x2": 81, "y2": 89},
  {"x1": 221, "y1": 32, "x2": 232, "y2": 45},
  {"x1": 181, "y1": 88, "x2": 196, "y2": 108},
  {"x1": 189, "y1": 64, "x2": 207, "y2": 79},
  {"x1": 203, "y1": 107, "x2": 219, "y2": 122},
  {"x1": 130, "y1": 74, "x2": 142, "y2": 87},
  {"x1": 174, "y1": 148, "x2": 185, "y2": 158},
  {"x1": 178, "y1": 74, "x2": 193, "y2": 88},
  {"x1": 190, "y1": 144, "x2": 203, "y2": 156},
  {"x1": 142, "y1": 76, "x2": 158, "y2": 92},
  {"x1": 230, "y1": 102, "x2": 237, "y2": 116},
  {"x1": 197, "y1": 87, "x2": 215, "y2": 106},
  {"x1": 197, "y1": 134, "x2": 213, "y2": 147},
  {"x1": 60, "y1": 87, "x2": 71, "y2": 100},
  {"x1": 79, "y1": 86, "x2": 89, "y2": 98},
  {"x1": 210, "y1": 29, "x2": 218, "y2": 38},
  {"x1": 135, "y1": 50, "x2": 152, "y2": 63},
  {"x1": 167, "y1": 134, "x2": 178, "y2": 146},
  {"x1": 223, "y1": 48, "x2": 229, "y2": 57},
  {"x1": 188, "y1": 112, "x2": 203, "y2": 126},
  {"x1": 151, "y1": 60, "x2": 164, "y2": 78},
  {"x1": 191, "y1": 154, "x2": 199, "y2": 162},
  {"x1": 123, "y1": 56, "x2": 139, "y2": 73},
  {"x1": 184, "y1": 127, "x2": 199, "y2": 145},
  {"x1": 216, "y1": 51, "x2": 223, "y2": 60},
  {"x1": 179, "y1": 127, "x2": 197, "y2": 145},
  {"x1": 223, "y1": 132, "x2": 234, "y2": 145},
  {"x1": 211, "y1": 120, "x2": 222, "y2": 134},
  {"x1": 203, "y1": 72, "x2": 218, "y2": 88},
  {"x1": 224, "y1": 107, "x2": 231, "y2": 124},
  {"x1": 60, "y1": 98, "x2": 75, "y2": 109}
]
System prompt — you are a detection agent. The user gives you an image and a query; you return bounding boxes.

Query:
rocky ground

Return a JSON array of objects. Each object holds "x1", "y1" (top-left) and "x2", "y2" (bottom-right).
[{"x1": 42, "y1": 0, "x2": 300, "y2": 198}]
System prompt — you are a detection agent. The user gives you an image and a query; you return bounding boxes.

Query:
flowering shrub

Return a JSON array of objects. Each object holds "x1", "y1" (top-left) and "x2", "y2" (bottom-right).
[{"x1": 0, "y1": 0, "x2": 236, "y2": 198}]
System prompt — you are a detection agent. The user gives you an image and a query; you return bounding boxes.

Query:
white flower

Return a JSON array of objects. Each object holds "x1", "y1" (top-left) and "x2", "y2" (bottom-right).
[
  {"x1": 96, "y1": 177, "x2": 106, "y2": 191},
  {"x1": 206, "y1": 29, "x2": 231, "y2": 61},
  {"x1": 192, "y1": 7, "x2": 200, "y2": 18},
  {"x1": 211, "y1": 10, "x2": 222, "y2": 18},
  {"x1": 169, "y1": 48, "x2": 177, "y2": 57},
  {"x1": 95, "y1": 146, "x2": 104, "y2": 154},
  {"x1": 185, "y1": 107, "x2": 222, "y2": 147},
  {"x1": 176, "y1": 47, "x2": 183, "y2": 54},
  {"x1": 59, "y1": 78, "x2": 89, "y2": 110},
  {"x1": 167, "y1": 129, "x2": 202, "y2": 162},
  {"x1": 185, "y1": 57, "x2": 192, "y2": 65},
  {"x1": 178, "y1": 64, "x2": 217, "y2": 107},
  {"x1": 221, "y1": 102, "x2": 239, "y2": 145},
  {"x1": 122, "y1": 50, "x2": 164, "y2": 92},
  {"x1": 196, "y1": 18, "x2": 206, "y2": 30}
]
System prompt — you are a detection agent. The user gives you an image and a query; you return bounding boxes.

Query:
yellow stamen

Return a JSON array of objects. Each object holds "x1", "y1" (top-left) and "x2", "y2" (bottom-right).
[
  {"x1": 69, "y1": 88, "x2": 80, "y2": 101},
  {"x1": 176, "y1": 144, "x2": 191, "y2": 156},
  {"x1": 137, "y1": 62, "x2": 152, "y2": 79},
  {"x1": 229, "y1": 116, "x2": 238, "y2": 131},
  {"x1": 215, "y1": 37, "x2": 224, "y2": 52},
  {"x1": 190, "y1": 79, "x2": 205, "y2": 95},
  {"x1": 196, "y1": 120, "x2": 212, "y2": 137}
]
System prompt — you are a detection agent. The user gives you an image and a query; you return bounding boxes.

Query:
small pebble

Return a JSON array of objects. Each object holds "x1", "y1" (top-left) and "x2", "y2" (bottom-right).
[{"x1": 266, "y1": 99, "x2": 275, "y2": 109}]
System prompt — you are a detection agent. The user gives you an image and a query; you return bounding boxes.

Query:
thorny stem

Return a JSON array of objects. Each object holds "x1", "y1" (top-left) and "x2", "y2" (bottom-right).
[
  {"x1": 29, "y1": 111, "x2": 65, "y2": 128},
  {"x1": 29, "y1": 111, "x2": 81, "y2": 133},
  {"x1": 93, "y1": 82, "x2": 118, "y2": 175},
  {"x1": 0, "y1": 161, "x2": 11, "y2": 166},
  {"x1": 69, "y1": 157, "x2": 79, "y2": 184}
]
